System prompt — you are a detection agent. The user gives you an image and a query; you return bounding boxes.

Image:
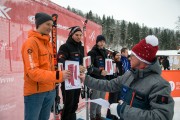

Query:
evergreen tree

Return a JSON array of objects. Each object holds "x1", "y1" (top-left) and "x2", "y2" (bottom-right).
[
  {"x1": 120, "y1": 20, "x2": 126, "y2": 45},
  {"x1": 176, "y1": 16, "x2": 180, "y2": 31},
  {"x1": 66, "y1": 6, "x2": 179, "y2": 50}
]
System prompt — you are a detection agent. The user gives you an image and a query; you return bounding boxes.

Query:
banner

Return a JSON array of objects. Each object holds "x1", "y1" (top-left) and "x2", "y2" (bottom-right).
[
  {"x1": 65, "y1": 61, "x2": 81, "y2": 90},
  {"x1": 161, "y1": 70, "x2": 180, "y2": 97},
  {"x1": 0, "y1": 0, "x2": 101, "y2": 119}
]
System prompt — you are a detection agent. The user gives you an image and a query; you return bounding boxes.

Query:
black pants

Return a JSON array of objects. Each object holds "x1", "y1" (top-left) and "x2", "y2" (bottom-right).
[
  {"x1": 61, "y1": 82, "x2": 81, "y2": 120},
  {"x1": 164, "y1": 67, "x2": 170, "y2": 70},
  {"x1": 106, "y1": 92, "x2": 119, "y2": 120}
]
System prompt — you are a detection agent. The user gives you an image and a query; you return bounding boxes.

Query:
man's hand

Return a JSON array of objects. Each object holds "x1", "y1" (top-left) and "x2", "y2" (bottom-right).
[
  {"x1": 79, "y1": 73, "x2": 85, "y2": 83},
  {"x1": 79, "y1": 65, "x2": 86, "y2": 73},
  {"x1": 101, "y1": 70, "x2": 108, "y2": 76},
  {"x1": 62, "y1": 70, "x2": 71, "y2": 80}
]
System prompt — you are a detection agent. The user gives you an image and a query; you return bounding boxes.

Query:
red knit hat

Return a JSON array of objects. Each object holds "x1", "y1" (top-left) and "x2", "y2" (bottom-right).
[{"x1": 131, "y1": 35, "x2": 158, "y2": 64}]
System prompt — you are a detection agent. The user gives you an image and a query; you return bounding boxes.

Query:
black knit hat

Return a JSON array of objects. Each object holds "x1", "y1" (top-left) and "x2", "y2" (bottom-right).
[
  {"x1": 68, "y1": 26, "x2": 82, "y2": 36},
  {"x1": 96, "y1": 35, "x2": 106, "y2": 44},
  {"x1": 112, "y1": 51, "x2": 119, "y2": 58},
  {"x1": 35, "y1": 12, "x2": 53, "y2": 29}
]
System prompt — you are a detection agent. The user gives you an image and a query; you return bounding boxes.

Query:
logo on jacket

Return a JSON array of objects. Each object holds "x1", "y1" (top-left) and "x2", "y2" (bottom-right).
[
  {"x1": 27, "y1": 49, "x2": 33, "y2": 54},
  {"x1": 0, "y1": 5, "x2": 11, "y2": 19},
  {"x1": 75, "y1": 53, "x2": 79, "y2": 56}
]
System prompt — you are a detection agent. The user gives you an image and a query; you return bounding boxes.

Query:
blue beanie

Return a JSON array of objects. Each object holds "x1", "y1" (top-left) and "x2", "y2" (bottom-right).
[{"x1": 96, "y1": 35, "x2": 106, "y2": 44}]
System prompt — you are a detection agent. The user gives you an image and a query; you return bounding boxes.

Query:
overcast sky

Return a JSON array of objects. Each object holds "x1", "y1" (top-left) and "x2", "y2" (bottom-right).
[{"x1": 51, "y1": 0, "x2": 180, "y2": 30}]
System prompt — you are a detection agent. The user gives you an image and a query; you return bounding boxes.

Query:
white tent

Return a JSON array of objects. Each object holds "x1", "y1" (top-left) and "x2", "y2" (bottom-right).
[{"x1": 156, "y1": 50, "x2": 180, "y2": 56}]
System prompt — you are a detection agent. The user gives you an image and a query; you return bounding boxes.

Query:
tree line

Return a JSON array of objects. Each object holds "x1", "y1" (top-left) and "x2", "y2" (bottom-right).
[{"x1": 67, "y1": 6, "x2": 180, "y2": 51}]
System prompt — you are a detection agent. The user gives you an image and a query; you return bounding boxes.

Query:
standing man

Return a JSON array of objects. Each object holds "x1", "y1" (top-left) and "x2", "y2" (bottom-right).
[
  {"x1": 162, "y1": 56, "x2": 170, "y2": 70},
  {"x1": 87, "y1": 35, "x2": 108, "y2": 120},
  {"x1": 120, "y1": 48, "x2": 130, "y2": 72},
  {"x1": 21, "y1": 12, "x2": 71, "y2": 120},
  {"x1": 58, "y1": 26, "x2": 85, "y2": 120},
  {"x1": 81, "y1": 35, "x2": 174, "y2": 120}
]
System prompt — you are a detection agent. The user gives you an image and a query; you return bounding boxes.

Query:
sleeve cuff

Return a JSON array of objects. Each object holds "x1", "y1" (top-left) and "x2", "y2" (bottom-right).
[
  {"x1": 56, "y1": 71, "x2": 59, "y2": 80},
  {"x1": 117, "y1": 102, "x2": 126, "y2": 117}
]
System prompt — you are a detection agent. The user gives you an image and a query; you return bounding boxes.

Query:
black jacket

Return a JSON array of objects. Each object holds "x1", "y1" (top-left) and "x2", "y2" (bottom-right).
[
  {"x1": 162, "y1": 58, "x2": 170, "y2": 69},
  {"x1": 58, "y1": 37, "x2": 84, "y2": 65},
  {"x1": 88, "y1": 45, "x2": 107, "y2": 79}
]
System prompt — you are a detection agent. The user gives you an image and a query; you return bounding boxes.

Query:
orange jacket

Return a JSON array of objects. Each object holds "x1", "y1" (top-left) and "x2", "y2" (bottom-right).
[{"x1": 21, "y1": 30, "x2": 63, "y2": 96}]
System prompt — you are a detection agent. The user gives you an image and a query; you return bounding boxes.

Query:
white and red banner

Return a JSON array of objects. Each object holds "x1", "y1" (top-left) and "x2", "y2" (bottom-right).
[
  {"x1": 65, "y1": 61, "x2": 81, "y2": 90},
  {"x1": 0, "y1": 0, "x2": 101, "y2": 119},
  {"x1": 83, "y1": 56, "x2": 91, "y2": 68},
  {"x1": 105, "y1": 59, "x2": 113, "y2": 75}
]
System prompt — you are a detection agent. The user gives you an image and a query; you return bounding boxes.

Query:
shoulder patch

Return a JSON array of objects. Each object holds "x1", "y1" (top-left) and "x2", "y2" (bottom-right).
[
  {"x1": 27, "y1": 49, "x2": 33, "y2": 54},
  {"x1": 156, "y1": 95, "x2": 168, "y2": 104}
]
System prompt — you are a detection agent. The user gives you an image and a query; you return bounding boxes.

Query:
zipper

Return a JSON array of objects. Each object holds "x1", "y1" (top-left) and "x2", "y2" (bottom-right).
[
  {"x1": 44, "y1": 42, "x2": 53, "y2": 70},
  {"x1": 45, "y1": 42, "x2": 56, "y2": 88},
  {"x1": 37, "y1": 82, "x2": 39, "y2": 91}
]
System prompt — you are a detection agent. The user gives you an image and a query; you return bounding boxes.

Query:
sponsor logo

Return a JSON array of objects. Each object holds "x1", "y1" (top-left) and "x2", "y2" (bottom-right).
[
  {"x1": 27, "y1": 15, "x2": 69, "y2": 30},
  {"x1": 169, "y1": 81, "x2": 175, "y2": 91},
  {"x1": 0, "y1": 5, "x2": 11, "y2": 19},
  {"x1": 75, "y1": 54, "x2": 79, "y2": 56},
  {"x1": 0, "y1": 77, "x2": 14, "y2": 84},
  {"x1": 0, "y1": 102, "x2": 16, "y2": 112},
  {"x1": 57, "y1": 24, "x2": 69, "y2": 30},
  {"x1": 34, "y1": 0, "x2": 48, "y2": 6},
  {"x1": 28, "y1": 54, "x2": 34, "y2": 69},
  {"x1": 0, "y1": 40, "x2": 12, "y2": 51},
  {"x1": 28, "y1": 15, "x2": 35, "y2": 24},
  {"x1": 89, "y1": 31, "x2": 95, "y2": 41},
  {"x1": 176, "y1": 82, "x2": 180, "y2": 90}
]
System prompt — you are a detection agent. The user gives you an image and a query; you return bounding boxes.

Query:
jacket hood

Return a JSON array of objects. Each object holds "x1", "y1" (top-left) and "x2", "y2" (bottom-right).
[
  {"x1": 28, "y1": 30, "x2": 50, "y2": 43},
  {"x1": 131, "y1": 58, "x2": 162, "y2": 79}
]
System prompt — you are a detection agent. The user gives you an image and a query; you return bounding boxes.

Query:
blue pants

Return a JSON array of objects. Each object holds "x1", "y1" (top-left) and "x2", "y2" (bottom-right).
[{"x1": 24, "y1": 89, "x2": 56, "y2": 120}]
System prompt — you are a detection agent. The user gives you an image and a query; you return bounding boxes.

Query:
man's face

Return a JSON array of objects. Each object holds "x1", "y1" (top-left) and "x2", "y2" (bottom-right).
[
  {"x1": 114, "y1": 53, "x2": 121, "y2": 62},
  {"x1": 122, "y1": 49, "x2": 129, "y2": 57},
  {"x1": 72, "y1": 31, "x2": 82, "y2": 42},
  {"x1": 38, "y1": 20, "x2": 53, "y2": 35},
  {"x1": 97, "y1": 40, "x2": 106, "y2": 49},
  {"x1": 130, "y1": 54, "x2": 141, "y2": 69}
]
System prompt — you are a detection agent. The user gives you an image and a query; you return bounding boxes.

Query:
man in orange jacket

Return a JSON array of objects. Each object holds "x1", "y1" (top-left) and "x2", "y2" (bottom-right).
[{"x1": 21, "y1": 12, "x2": 71, "y2": 120}]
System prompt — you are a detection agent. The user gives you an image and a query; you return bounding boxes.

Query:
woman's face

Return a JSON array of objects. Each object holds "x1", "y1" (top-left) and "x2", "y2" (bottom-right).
[
  {"x1": 72, "y1": 31, "x2": 82, "y2": 42},
  {"x1": 114, "y1": 53, "x2": 121, "y2": 62}
]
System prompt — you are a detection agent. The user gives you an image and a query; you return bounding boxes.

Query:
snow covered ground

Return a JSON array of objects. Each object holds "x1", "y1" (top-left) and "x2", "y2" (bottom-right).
[{"x1": 77, "y1": 97, "x2": 180, "y2": 120}]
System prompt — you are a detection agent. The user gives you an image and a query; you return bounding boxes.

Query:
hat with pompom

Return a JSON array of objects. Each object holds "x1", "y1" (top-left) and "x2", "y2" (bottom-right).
[{"x1": 131, "y1": 35, "x2": 158, "y2": 64}]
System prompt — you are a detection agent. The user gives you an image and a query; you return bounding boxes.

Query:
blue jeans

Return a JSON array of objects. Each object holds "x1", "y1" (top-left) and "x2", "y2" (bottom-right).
[{"x1": 24, "y1": 89, "x2": 56, "y2": 120}]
